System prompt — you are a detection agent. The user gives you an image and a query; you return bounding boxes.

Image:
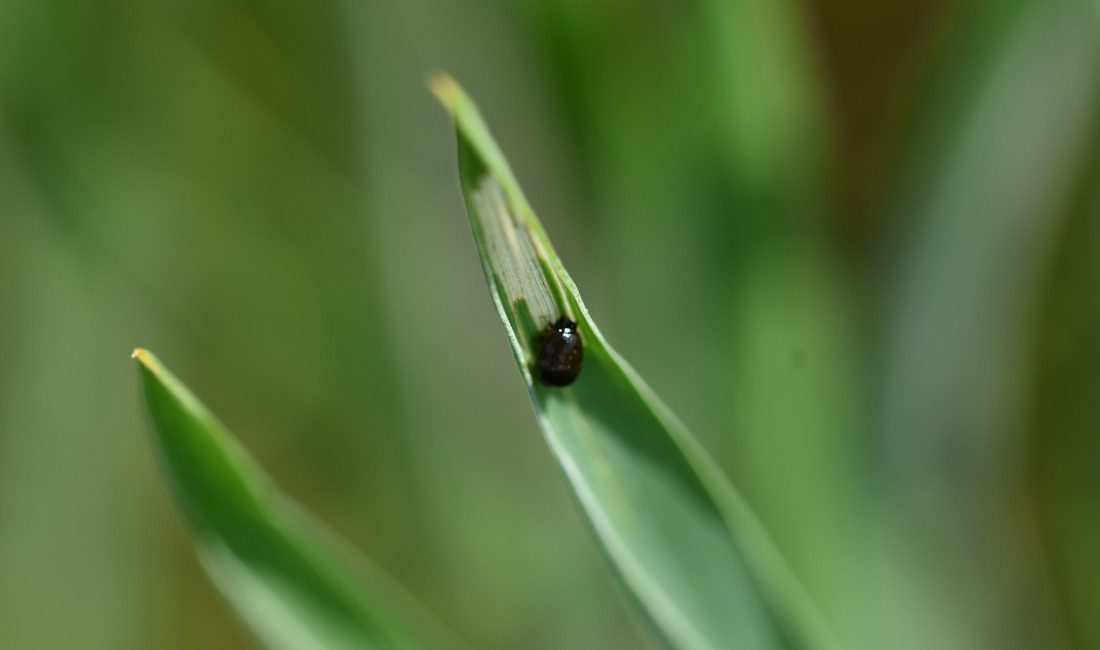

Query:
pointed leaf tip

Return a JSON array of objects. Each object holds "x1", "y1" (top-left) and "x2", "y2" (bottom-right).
[{"x1": 428, "y1": 72, "x2": 462, "y2": 112}]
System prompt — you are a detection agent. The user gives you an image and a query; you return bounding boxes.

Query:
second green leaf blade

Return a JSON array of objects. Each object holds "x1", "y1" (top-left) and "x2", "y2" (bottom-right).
[
  {"x1": 134, "y1": 349, "x2": 462, "y2": 650},
  {"x1": 433, "y1": 75, "x2": 837, "y2": 650}
]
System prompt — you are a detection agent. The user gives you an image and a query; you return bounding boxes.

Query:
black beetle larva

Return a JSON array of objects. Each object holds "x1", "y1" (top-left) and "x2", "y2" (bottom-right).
[{"x1": 534, "y1": 317, "x2": 583, "y2": 387}]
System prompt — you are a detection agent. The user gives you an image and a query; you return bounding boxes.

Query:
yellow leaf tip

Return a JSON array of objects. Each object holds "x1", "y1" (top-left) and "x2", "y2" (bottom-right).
[
  {"x1": 428, "y1": 72, "x2": 461, "y2": 110},
  {"x1": 131, "y1": 347, "x2": 153, "y2": 366}
]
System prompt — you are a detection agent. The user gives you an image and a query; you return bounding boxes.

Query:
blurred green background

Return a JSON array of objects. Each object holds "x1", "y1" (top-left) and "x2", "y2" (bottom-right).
[{"x1": 1, "y1": 0, "x2": 1098, "y2": 648}]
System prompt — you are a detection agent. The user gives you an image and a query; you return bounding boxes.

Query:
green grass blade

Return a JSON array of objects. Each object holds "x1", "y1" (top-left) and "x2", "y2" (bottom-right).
[
  {"x1": 431, "y1": 74, "x2": 837, "y2": 650},
  {"x1": 133, "y1": 349, "x2": 461, "y2": 650}
]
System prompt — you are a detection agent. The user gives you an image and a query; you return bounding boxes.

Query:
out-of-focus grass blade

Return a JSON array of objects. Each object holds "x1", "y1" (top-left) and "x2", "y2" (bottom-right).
[
  {"x1": 878, "y1": 0, "x2": 1100, "y2": 648},
  {"x1": 134, "y1": 349, "x2": 461, "y2": 650},
  {"x1": 699, "y1": 1, "x2": 873, "y2": 646},
  {"x1": 431, "y1": 74, "x2": 836, "y2": 650},
  {"x1": 1031, "y1": 166, "x2": 1100, "y2": 650}
]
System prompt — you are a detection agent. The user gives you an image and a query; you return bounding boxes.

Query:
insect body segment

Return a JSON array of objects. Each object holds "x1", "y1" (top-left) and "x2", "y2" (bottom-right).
[{"x1": 534, "y1": 317, "x2": 583, "y2": 387}]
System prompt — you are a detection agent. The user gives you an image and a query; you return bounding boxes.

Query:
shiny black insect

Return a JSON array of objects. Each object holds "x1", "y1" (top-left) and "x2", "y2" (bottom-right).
[{"x1": 534, "y1": 317, "x2": 583, "y2": 387}]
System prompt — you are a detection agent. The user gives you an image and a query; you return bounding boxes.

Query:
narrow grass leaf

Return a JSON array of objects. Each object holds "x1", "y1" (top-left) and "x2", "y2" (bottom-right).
[
  {"x1": 134, "y1": 349, "x2": 461, "y2": 650},
  {"x1": 431, "y1": 74, "x2": 836, "y2": 650}
]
